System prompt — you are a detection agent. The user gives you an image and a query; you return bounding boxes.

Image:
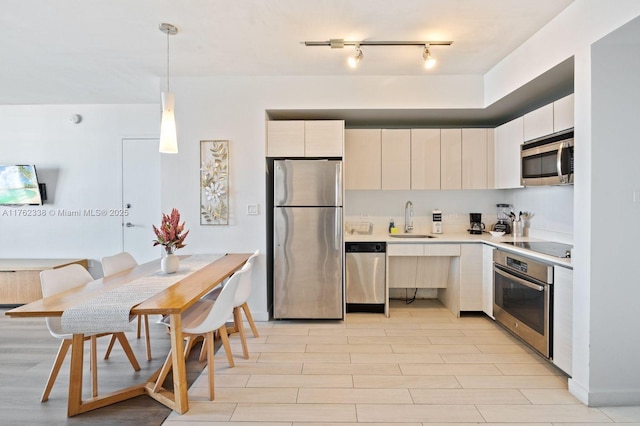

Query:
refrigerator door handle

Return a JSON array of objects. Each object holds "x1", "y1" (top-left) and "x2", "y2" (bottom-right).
[
  {"x1": 335, "y1": 162, "x2": 342, "y2": 206},
  {"x1": 335, "y1": 208, "x2": 342, "y2": 251}
]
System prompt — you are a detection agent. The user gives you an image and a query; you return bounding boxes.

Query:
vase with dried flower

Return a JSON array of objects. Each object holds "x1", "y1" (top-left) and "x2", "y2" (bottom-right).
[{"x1": 152, "y1": 208, "x2": 189, "y2": 274}]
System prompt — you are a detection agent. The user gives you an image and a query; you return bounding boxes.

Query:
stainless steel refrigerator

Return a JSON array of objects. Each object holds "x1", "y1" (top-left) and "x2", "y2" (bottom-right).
[{"x1": 273, "y1": 159, "x2": 343, "y2": 319}]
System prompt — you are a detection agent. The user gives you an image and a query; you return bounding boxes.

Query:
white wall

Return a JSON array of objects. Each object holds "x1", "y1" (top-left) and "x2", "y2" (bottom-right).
[
  {"x1": 484, "y1": 0, "x2": 640, "y2": 106},
  {"x1": 0, "y1": 105, "x2": 158, "y2": 276},
  {"x1": 589, "y1": 19, "x2": 640, "y2": 405},
  {"x1": 508, "y1": 186, "x2": 574, "y2": 243}
]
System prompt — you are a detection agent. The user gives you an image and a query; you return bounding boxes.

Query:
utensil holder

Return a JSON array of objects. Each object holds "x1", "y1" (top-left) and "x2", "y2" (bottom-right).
[{"x1": 512, "y1": 221, "x2": 523, "y2": 238}]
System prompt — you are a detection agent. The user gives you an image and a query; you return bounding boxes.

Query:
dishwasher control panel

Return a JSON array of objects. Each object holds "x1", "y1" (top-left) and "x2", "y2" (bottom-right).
[{"x1": 345, "y1": 242, "x2": 386, "y2": 253}]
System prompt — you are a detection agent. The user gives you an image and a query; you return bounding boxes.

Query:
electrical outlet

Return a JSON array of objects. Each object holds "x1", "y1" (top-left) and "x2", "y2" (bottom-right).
[
  {"x1": 247, "y1": 204, "x2": 259, "y2": 215},
  {"x1": 634, "y1": 191, "x2": 640, "y2": 203}
]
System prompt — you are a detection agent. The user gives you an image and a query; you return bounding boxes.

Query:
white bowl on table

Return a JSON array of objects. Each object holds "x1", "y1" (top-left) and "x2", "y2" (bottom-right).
[{"x1": 489, "y1": 231, "x2": 505, "y2": 237}]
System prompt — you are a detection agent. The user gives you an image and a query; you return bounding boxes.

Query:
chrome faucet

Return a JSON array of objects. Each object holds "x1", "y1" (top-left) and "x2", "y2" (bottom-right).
[{"x1": 404, "y1": 201, "x2": 414, "y2": 233}]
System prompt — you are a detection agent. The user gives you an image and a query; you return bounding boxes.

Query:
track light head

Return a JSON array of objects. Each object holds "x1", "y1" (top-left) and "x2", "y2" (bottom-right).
[
  {"x1": 423, "y1": 44, "x2": 436, "y2": 69},
  {"x1": 348, "y1": 45, "x2": 363, "y2": 69}
]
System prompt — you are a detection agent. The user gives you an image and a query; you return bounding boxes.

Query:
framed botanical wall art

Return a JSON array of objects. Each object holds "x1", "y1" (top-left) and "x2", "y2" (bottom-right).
[{"x1": 200, "y1": 140, "x2": 229, "y2": 225}]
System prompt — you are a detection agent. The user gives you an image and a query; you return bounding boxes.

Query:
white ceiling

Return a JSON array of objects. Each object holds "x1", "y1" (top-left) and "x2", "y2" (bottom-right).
[{"x1": 1, "y1": 0, "x2": 574, "y2": 105}]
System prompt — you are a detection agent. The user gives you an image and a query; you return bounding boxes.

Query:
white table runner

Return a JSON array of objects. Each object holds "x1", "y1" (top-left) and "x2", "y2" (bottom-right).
[{"x1": 61, "y1": 253, "x2": 224, "y2": 334}]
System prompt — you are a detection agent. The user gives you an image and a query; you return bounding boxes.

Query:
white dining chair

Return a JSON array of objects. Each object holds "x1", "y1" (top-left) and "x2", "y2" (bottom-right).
[
  {"x1": 153, "y1": 264, "x2": 246, "y2": 400},
  {"x1": 40, "y1": 264, "x2": 141, "y2": 402},
  {"x1": 201, "y1": 249, "x2": 260, "y2": 359},
  {"x1": 101, "y1": 252, "x2": 152, "y2": 361}
]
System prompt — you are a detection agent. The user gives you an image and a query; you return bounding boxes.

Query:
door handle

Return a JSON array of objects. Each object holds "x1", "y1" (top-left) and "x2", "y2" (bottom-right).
[{"x1": 125, "y1": 222, "x2": 135, "y2": 228}]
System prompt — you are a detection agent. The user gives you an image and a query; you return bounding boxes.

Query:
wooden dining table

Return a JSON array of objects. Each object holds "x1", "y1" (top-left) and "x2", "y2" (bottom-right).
[{"x1": 5, "y1": 252, "x2": 251, "y2": 417}]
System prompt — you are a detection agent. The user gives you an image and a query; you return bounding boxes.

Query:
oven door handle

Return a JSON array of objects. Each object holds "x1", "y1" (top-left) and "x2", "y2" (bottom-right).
[{"x1": 494, "y1": 266, "x2": 545, "y2": 292}]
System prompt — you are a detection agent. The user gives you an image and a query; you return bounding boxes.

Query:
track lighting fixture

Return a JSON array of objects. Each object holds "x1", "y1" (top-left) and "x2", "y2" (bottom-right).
[
  {"x1": 423, "y1": 44, "x2": 436, "y2": 69},
  {"x1": 348, "y1": 44, "x2": 363, "y2": 69},
  {"x1": 304, "y1": 39, "x2": 452, "y2": 70}
]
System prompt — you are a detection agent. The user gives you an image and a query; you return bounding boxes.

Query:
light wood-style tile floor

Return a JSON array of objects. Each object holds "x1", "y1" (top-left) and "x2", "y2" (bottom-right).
[{"x1": 163, "y1": 299, "x2": 640, "y2": 425}]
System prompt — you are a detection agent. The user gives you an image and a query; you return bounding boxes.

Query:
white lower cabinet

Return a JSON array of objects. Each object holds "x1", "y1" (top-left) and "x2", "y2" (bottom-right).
[
  {"x1": 553, "y1": 265, "x2": 573, "y2": 375},
  {"x1": 459, "y1": 244, "x2": 483, "y2": 311},
  {"x1": 482, "y1": 244, "x2": 495, "y2": 318}
]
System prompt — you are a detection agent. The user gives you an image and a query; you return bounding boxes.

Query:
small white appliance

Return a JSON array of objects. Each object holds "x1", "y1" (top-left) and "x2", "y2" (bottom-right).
[{"x1": 432, "y1": 209, "x2": 442, "y2": 234}]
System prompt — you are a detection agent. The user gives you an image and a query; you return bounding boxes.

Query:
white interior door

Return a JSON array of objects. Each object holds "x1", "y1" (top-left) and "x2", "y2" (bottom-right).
[{"x1": 122, "y1": 138, "x2": 161, "y2": 264}]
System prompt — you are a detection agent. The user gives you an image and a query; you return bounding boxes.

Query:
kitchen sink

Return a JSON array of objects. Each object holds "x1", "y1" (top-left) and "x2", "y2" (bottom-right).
[{"x1": 388, "y1": 234, "x2": 436, "y2": 238}]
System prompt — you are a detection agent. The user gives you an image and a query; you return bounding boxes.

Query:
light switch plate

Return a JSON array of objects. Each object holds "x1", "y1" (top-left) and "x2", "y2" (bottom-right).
[{"x1": 247, "y1": 204, "x2": 259, "y2": 215}]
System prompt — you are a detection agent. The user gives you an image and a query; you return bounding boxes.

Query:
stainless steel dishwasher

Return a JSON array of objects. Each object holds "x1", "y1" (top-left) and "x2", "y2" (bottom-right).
[{"x1": 345, "y1": 242, "x2": 386, "y2": 313}]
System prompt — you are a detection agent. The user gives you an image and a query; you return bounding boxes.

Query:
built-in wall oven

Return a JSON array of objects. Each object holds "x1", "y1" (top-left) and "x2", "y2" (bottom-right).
[{"x1": 493, "y1": 250, "x2": 553, "y2": 358}]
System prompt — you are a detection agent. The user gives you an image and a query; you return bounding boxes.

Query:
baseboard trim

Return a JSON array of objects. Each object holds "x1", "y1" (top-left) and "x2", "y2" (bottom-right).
[
  {"x1": 568, "y1": 378, "x2": 589, "y2": 405},
  {"x1": 569, "y1": 378, "x2": 640, "y2": 406}
]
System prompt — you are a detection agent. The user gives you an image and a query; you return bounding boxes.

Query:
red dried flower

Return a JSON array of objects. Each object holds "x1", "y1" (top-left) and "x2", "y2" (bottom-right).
[{"x1": 152, "y1": 208, "x2": 189, "y2": 254}]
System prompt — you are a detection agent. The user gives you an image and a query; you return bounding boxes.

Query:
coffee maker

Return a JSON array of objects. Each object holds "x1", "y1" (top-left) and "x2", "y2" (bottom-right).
[
  {"x1": 493, "y1": 203, "x2": 512, "y2": 234},
  {"x1": 469, "y1": 213, "x2": 485, "y2": 235}
]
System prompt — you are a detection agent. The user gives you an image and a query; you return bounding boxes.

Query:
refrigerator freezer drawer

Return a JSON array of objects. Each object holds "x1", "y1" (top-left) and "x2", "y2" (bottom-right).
[
  {"x1": 274, "y1": 206, "x2": 343, "y2": 319},
  {"x1": 274, "y1": 159, "x2": 343, "y2": 207}
]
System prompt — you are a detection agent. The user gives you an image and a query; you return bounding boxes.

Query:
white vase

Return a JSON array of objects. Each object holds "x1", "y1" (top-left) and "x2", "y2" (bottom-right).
[{"x1": 161, "y1": 254, "x2": 179, "y2": 274}]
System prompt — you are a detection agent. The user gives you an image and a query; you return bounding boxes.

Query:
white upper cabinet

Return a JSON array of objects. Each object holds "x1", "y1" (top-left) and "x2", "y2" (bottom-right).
[
  {"x1": 304, "y1": 120, "x2": 344, "y2": 157},
  {"x1": 487, "y1": 128, "x2": 495, "y2": 189},
  {"x1": 411, "y1": 129, "x2": 441, "y2": 190},
  {"x1": 524, "y1": 103, "x2": 554, "y2": 141},
  {"x1": 553, "y1": 93, "x2": 575, "y2": 132},
  {"x1": 495, "y1": 116, "x2": 524, "y2": 189},
  {"x1": 523, "y1": 94, "x2": 574, "y2": 142},
  {"x1": 381, "y1": 129, "x2": 411, "y2": 190},
  {"x1": 267, "y1": 121, "x2": 305, "y2": 157},
  {"x1": 344, "y1": 129, "x2": 382, "y2": 190},
  {"x1": 267, "y1": 120, "x2": 344, "y2": 157},
  {"x1": 462, "y1": 128, "x2": 488, "y2": 190},
  {"x1": 440, "y1": 129, "x2": 462, "y2": 190}
]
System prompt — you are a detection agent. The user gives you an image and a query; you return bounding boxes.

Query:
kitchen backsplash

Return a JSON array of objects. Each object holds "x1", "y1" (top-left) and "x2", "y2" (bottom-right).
[
  {"x1": 345, "y1": 186, "x2": 574, "y2": 242},
  {"x1": 345, "y1": 189, "x2": 506, "y2": 234}
]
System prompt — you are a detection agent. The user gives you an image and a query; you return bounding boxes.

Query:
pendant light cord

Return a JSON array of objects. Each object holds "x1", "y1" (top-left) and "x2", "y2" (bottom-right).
[{"x1": 166, "y1": 31, "x2": 170, "y2": 92}]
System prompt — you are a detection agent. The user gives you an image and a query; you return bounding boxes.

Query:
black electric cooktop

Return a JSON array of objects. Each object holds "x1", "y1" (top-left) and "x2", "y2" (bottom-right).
[{"x1": 502, "y1": 241, "x2": 572, "y2": 258}]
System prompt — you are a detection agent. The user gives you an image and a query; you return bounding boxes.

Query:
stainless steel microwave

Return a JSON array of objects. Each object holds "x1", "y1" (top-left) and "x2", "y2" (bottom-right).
[{"x1": 521, "y1": 129, "x2": 574, "y2": 186}]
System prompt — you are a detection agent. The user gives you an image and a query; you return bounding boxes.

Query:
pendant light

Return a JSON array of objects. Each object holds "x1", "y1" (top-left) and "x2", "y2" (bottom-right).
[{"x1": 159, "y1": 23, "x2": 178, "y2": 154}]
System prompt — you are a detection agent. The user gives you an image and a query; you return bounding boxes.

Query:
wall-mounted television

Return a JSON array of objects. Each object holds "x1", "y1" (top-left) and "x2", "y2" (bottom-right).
[{"x1": 0, "y1": 165, "x2": 43, "y2": 205}]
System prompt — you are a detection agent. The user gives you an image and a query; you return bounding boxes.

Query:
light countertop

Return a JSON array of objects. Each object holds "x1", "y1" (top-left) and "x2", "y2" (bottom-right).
[{"x1": 345, "y1": 231, "x2": 572, "y2": 268}]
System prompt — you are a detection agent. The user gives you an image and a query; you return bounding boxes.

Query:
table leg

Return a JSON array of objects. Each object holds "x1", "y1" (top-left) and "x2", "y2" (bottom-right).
[
  {"x1": 67, "y1": 333, "x2": 85, "y2": 416},
  {"x1": 169, "y1": 313, "x2": 189, "y2": 414}
]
